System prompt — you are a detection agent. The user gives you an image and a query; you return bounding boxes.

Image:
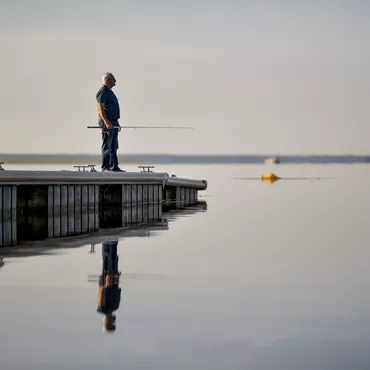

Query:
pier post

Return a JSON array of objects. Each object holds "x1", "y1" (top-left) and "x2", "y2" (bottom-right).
[
  {"x1": 88, "y1": 185, "x2": 95, "y2": 232},
  {"x1": 131, "y1": 184, "x2": 138, "y2": 223},
  {"x1": 81, "y1": 185, "x2": 89, "y2": 233},
  {"x1": 75, "y1": 185, "x2": 82, "y2": 234},
  {"x1": 49, "y1": 185, "x2": 61, "y2": 237},
  {"x1": 143, "y1": 184, "x2": 149, "y2": 222},
  {"x1": 0, "y1": 185, "x2": 17, "y2": 247},
  {"x1": 67, "y1": 185, "x2": 75, "y2": 236},
  {"x1": 122, "y1": 184, "x2": 132, "y2": 226},
  {"x1": 185, "y1": 188, "x2": 190, "y2": 206},
  {"x1": 60, "y1": 185, "x2": 68, "y2": 237},
  {"x1": 137, "y1": 184, "x2": 143, "y2": 223},
  {"x1": 158, "y1": 184, "x2": 163, "y2": 220},
  {"x1": 178, "y1": 187, "x2": 186, "y2": 209},
  {"x1": 148, "y1": 185, "x2": 154, "y2": 221},
  {"x1": 94, "y1": 185, "x2": 99, "y2": 231}
]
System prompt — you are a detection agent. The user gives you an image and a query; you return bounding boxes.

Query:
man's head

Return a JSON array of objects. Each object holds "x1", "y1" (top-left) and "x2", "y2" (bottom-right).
[{"x1": 102, "y1": 72, "x2": 116, "y2": 89}]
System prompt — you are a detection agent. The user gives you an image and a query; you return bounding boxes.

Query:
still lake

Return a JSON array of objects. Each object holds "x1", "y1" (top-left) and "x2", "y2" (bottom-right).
[{"x1": 1, "y1": 163, "x2": 370, "y2": 370}]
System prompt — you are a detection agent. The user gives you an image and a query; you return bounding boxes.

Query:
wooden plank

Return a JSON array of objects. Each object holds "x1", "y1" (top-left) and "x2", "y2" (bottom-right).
[
  {"x1": 181, "y1": 187, "x2": 186, "y2": 207},
  {"x1": 153, "y1": 185, "x2": 159, "y2": 204},
  {"x1": 68, "y1": 185, "x2": 75, "y2": 235},
  {"x1": 137, "y1": 184, "x2": 143, "y2": 222},
  {"x1": 11, "y1": 186, "x2": 17, "y2": 244},
  {"x1": 2, "y1": 186, "x2": 12, "y2": 246},
  {"x1": 60, "y1": 185, "x2": 68, "y2": 237},
  {"x1": 153, "y1": 204, "x2": 161, "y2": 221},
  {"x1": 94, "y1": 185, "x2": 100, "y2": 231},
  {"x1": 176, "y1": 187, "x2": 181, "y2": 208},
  {"x1": 47, "y1": 186, "x2": 54, "y2": 238},
  {"x1": 88, "y1": 185, "x2": 95, "y2": 232},
  {"x1": 157, "y1": 203, "x2": 163, "y2": 221},
  {"x1": 53, "y1": 185, "x2": 61, "y2": 238},
  {"x1": 143, "y1": 204, "x2": 149, "y2": 223},
  {"x1": 148, "y1": 185, "x2": 154, "y2": 205},
  {"x1": 137, "y1": 203, "x2": 143, "y2": 223},
  {"x1": 143, "y1": 185, "x2": 149, "y2": 221},
  {"x1": 148, "y1": 204, "x2": 154, "y2": 221},
  {"x1": 122, "y1": 206, "x2": 130, "y2": 226},
  {"x1": 73, "y1": 185, "x2": 82, "y2": 235},
  {"x1": 143, "y1": 184, "x2": 148, "y2": 205},
  {"x1": 131, "y1": 184, "x2": 138, "y2": 224},
  {"x1": 148, "y1": 185, "x2": 154, "y2": 220},
  {"x1": 0, "y1": 186, "x2": 3, "y2": 246},
  {"x1": 122, "y1": 185, "x2": 132, "y2": 225},
  {"x1": 190, "y1": 188, "x2": 196, "y2": 204},
  {"x1": 122, "y1": 184, "x2": 132, "y2": 206},
  {"x1": 185, "y1": 188, "x2": 190, "y2": 206},
  {"x1": 81, "y1": 185, "x2": 88, "y2": 233}
]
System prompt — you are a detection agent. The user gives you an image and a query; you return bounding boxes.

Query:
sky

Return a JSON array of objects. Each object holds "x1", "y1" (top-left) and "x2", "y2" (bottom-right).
[{"x1": 1, "y1": 0, "x2": 370, "y2": 155}]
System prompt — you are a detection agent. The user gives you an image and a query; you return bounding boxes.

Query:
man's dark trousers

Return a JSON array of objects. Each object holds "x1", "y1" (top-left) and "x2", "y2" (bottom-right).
[{"x1": 101, "y1": 121, "x2": 120, "y2": 171}]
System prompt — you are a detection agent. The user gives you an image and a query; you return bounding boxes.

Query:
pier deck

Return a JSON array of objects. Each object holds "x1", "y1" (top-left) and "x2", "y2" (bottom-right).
[{"x1": 0, "y1": 170, "x2": 208, "y2": 247}]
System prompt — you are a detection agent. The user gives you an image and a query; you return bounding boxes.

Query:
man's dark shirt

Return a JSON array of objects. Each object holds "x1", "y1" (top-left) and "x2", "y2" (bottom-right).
[
  {"x1": 97, "y1": 240, "x2": 121, "y2": 314},
  {"x1": 96, "y1": 85, "x2": 120, "y2": 126},
  {"x1": 97, "y1": 280, "x2": 121, "y2": 314}
]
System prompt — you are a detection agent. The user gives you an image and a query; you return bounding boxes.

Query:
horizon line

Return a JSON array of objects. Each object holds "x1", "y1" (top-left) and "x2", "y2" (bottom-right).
[{"x1": 1, "y1": 153, "x2": 370, "y2": 157}]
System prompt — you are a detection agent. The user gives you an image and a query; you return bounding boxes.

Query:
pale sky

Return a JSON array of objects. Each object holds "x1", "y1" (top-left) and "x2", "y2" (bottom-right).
[{"x1": 1, "y1": 0, "x2": 369, "y2": 154}]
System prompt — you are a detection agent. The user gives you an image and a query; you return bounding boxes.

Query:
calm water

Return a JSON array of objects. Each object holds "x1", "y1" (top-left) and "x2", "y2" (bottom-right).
[{"x1": 1, "y1": 163, "x2": 370, "y2": 369}]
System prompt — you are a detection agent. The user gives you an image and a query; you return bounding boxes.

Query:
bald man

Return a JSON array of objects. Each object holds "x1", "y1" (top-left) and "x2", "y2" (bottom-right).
[{"x1": 96, "y1": 73, "x2": 125, "y2": 172}]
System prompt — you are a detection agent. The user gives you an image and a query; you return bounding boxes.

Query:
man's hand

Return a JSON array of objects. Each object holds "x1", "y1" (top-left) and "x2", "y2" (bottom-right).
[
  {"x1": 118, "y1": 126, "x2": 121, "y2": 132},
  {"x1": 105, "y1": 121, "x2": 113, "y2": 130}
]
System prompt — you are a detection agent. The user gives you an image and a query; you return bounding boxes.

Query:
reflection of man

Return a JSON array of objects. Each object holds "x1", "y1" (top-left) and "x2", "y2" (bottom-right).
[{"x1": 97, "y1": 240, "x2": 121, "y2": 332}]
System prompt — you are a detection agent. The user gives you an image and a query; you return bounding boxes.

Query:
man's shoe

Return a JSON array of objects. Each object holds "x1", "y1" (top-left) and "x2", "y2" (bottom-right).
[{"x1": 113, "y1": 168, "x2": 126, "y2": 172}]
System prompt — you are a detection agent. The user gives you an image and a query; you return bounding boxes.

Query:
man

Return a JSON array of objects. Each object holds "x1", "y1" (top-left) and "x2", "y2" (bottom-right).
[
  {"x1": 97, "y1": 239, "x2": 121, "y2": 332},
  {"x1": 96, "y1": 72, "x2": 125, "y2": 172}
]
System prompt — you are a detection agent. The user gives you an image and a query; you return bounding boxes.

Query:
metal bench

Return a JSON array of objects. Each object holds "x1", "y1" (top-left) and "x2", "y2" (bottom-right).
[
  {"x1": 138, "y1": 165, "x2": 155, "y2": 173},
  {"x1": 73, "y1": 164, "x2": 97, "y2": 172}
]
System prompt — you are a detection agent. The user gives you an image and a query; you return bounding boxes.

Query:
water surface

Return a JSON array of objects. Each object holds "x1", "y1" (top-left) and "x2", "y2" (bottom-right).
[{"x1": 1, "y1": 164, "x2": 370, "y2": 369}]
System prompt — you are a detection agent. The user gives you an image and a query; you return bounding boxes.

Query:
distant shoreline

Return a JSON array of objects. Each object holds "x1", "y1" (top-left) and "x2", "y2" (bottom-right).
[{"x1": 1, "y1": 153, "x2": 370, "y2": 165}]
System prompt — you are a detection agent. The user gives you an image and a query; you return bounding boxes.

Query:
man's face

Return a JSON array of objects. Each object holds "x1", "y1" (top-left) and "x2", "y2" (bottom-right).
[{"x1": 108, "y1": 76, "x2": 116, "y2": 88}]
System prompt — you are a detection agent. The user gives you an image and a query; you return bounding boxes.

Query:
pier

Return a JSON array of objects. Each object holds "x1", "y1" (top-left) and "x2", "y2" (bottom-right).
[{"x1": 0, "y1": 169, "x2": 207, "y2": 247}]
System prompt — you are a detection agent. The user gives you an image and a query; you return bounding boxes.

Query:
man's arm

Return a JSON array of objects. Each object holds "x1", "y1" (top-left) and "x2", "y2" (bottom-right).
[
  {"x1": 98, "y1": 286, "x2": 105, "y2": 306},
  {"x1": 105, "y1": 274, "x2": 113, "y2": 286},
  {"x1": 96, "y1": 89, "x2": 113, "y2": 129},
  {"x1": 97, "y1": 103, "x2": 112, "y2": 130}
]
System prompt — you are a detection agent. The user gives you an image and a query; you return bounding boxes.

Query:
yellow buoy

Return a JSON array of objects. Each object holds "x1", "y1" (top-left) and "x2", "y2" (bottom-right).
[
  {"x1": 261, "y1": 172, "x2": 280, "y2": 181},
  {"x1": 262, "y1": 177, "x2": 279, "y2": 184}
]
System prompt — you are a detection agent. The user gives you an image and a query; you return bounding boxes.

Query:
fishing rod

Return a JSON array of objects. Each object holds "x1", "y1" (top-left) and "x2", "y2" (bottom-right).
[{"x1": 87, "y1": 125, "x2": 194, "y2": 130}]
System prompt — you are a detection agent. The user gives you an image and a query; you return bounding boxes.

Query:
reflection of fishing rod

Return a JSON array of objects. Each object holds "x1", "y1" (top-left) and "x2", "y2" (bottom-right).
[
  {"x1": 87, "y1": 273, "x2": 167, "y2": 282},
  {"x1": 87, "y1": 126, "x2": 194, "y2": 130}
]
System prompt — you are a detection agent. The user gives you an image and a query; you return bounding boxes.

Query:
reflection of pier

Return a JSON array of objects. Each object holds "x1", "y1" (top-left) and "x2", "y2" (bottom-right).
[
  {"x1": 0, "y1": 170, "x2": 207, "y2": 247},
  {"x1": 163, "y1": 199, "x2": 207, "y2": 216},
  {"x1": 0, "y1": 222, "x2": 169, "y2": 260},
  {"x1": 0, "y1": 202, "x2": 206, "y2": 262}
]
